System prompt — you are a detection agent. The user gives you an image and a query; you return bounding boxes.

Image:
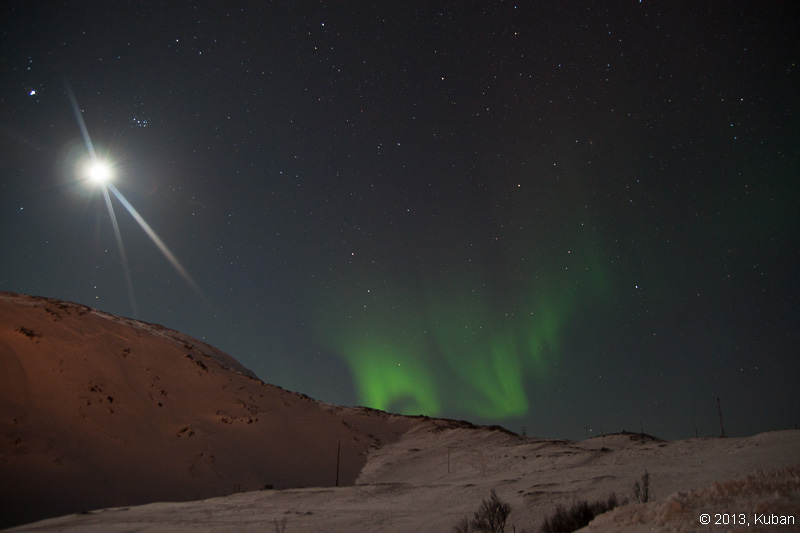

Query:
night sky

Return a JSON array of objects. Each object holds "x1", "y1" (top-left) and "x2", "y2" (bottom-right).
[{"x1": 2, "y1": 1, "x2": 798, "y2": 441}]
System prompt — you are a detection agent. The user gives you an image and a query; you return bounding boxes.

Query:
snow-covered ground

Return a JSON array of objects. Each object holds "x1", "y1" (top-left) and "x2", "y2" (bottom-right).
[
  {"x1": 7, "y1": 429, "x2": 798, "y2": 532},
  {"x1": 2, "y1": 293, "x2": 798, "y2": 532}
]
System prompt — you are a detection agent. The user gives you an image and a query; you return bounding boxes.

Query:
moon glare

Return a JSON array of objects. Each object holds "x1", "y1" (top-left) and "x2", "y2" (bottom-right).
[{"x1": 87, "y1": 160, "x2": 113, "y2": 185}]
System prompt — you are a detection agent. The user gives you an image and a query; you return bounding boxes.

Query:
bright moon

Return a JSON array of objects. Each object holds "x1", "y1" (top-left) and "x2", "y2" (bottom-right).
[{"x1": 86, "y1": 160, "x2": 113, "y2": 185}]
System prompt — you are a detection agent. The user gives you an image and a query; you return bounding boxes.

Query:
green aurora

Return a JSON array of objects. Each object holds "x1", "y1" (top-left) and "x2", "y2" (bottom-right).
[{"x1": 317, "y1": 228, "x2": 613, "y2": 420}]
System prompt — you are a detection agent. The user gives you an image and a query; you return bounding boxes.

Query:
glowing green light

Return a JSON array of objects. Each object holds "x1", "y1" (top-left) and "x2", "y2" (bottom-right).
[
  {"x1": 315, "y1": 218, "x2": 614, "y2": 421},
  {"x1": 338, "y1": 338, "x2": 440, "y2": 415}
]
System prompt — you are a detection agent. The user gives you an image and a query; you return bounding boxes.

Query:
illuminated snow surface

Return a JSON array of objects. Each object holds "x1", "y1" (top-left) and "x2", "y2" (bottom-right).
[{"x1": 1, "y1": 293, "x2": 798, "y2": 532}]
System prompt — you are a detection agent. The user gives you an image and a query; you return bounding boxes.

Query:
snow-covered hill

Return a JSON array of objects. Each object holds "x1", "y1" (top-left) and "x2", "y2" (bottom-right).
[
  {"x1": 2, "y1": 293, "x2": 798, "y2": 532},
  {"x1": 0, "y1": 293, "x2": 423, "y2": 528}
]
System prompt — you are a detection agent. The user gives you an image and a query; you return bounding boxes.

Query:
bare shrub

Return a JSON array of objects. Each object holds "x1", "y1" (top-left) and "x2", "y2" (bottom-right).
[
  {"x1": 539, "y1": 493, "x2": 620, "y2": 533},
  {"x1": 454, "y1": 489, "x2": 512, "y2": 533},
  {"x1": 473, "y1": 489, "x2": 511, "y2": 533},
  {"x1": 633, "y1": 470, "x2": 652, "y2": 503},
  {"x1": 454, "y1": 516, "x2": 471, "y2": 533}
]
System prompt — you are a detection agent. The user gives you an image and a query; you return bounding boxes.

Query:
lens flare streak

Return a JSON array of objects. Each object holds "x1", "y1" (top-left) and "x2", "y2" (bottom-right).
[
  {"x1": 67, "y1": 87, "x2": 97, "y2": 160},
  {"x1": 101, "y1": 185, "x2": 138, "y2": 317},
  {"x1": 107, "y1": 183, "x2": 201, "y2": 295}
]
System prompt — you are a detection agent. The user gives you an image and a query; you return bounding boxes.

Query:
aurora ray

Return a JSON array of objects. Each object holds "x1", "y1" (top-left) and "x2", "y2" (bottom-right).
[{"x1": 316, "y1": 219, "x2": 613, "y2": 421}]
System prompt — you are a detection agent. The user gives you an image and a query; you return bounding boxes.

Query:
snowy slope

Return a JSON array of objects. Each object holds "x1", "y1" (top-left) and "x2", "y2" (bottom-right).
[
  {"x1": 586, "y1": 463, "x2": 800, "y2": 532},
  {"x1": 6, "y1": 429, "x2": 798, "y2": 532},
  {"x1": 2, "y1": 293, "x2": 798, "y2": 532},
  {"x1": 0, "y1": 293, "x2": 423, "y2": 528}
]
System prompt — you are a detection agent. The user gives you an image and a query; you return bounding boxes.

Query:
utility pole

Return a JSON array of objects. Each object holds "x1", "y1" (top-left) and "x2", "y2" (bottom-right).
[
  {"x1": 447, "y1": 445, "x2": 452, "y2": 474},
  {"x1": 335, "y1": 441, "x2": 341, "y2": 487},
  {"x1": 717, "y1": 398, "x2": 726, "y2": 437}
]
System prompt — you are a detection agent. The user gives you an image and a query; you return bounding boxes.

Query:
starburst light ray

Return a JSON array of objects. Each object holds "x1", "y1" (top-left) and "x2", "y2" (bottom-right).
[
  {"x1": 107, "y1": 183, "x2": 202, "y2": 296},
  {"x1": 101, "y1": 185, "x2": 138, "y2": 317},
  {"x1": 67, "y1": 86, "x2": 97, "y2": 160}
]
